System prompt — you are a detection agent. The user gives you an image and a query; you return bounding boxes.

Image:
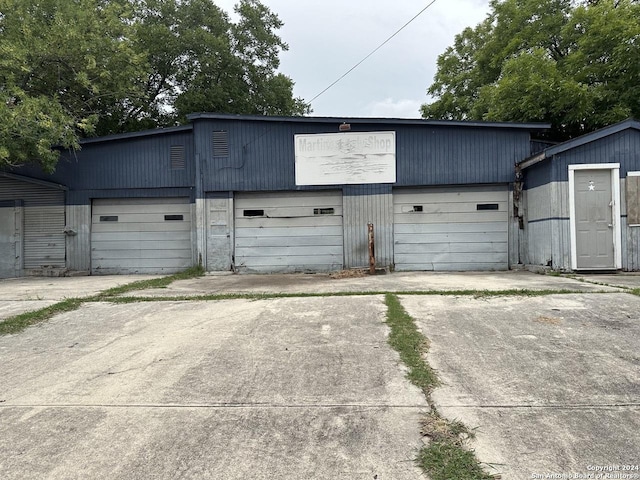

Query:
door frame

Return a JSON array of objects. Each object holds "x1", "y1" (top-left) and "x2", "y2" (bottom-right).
[{"x1": 568, "y1": 163, "x2": 621, "y2": 270}]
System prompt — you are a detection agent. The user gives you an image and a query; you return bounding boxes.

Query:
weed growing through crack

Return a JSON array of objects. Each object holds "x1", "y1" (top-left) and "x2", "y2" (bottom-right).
[
  {"x1": 0, "y1": 266, "x2": 205, "y2": 336},
  {"x1": 93, "y1": 265, "x2": 205, "y2": 299},
  {"x1": 0, "y1": 298, "x2": 83, "y2": 335},
  {"x1": 384, "y1": 293, "x2": 496, "y2": 480}
]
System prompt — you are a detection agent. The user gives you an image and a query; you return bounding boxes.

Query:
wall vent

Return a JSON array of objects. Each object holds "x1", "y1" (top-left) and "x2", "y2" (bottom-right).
[
  {"x1": 170, "y1": 145, "x2": 185, "y2": 169},
  {"x1": 477, "y1": 203, "x2": 499, "y2": 211},
  {"x1": 213, "y1": 131, "x2": 229, "y2": 157},
  {"x1": 313, "y1": 207, "x2": 335, "y2": 215}
]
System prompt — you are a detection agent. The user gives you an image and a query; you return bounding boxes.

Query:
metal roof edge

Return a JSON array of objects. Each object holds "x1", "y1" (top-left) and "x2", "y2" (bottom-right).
[
  {"x1": 80, "y1": 124, "x2": 193, "y2": 145},
  {"x1": 544, "y1": 118, "x2": 640, "y2": 157},
  {"x1": 0, "y1": 171, "x2": 68, "y2": 190},
  {"x1": 186, "y1": 112, "x2": 550, "y2": 130}
]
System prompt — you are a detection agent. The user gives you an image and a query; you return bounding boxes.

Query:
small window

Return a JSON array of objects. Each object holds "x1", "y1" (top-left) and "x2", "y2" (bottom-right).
[
  {"x1": 164, "y1": 215, "x2": 184, "y2": 221},
  {"x1": 313, "y1": 207, "x2": 335, "y2": 215},
  {"x1": 170, "y1": 145, "x2": 185, "y2": 169},
  {"x1": 412, "y1": 205, "x2": 423, "y2": 212},
  {"x1": 477, "y1": 203, "x2": 499, "y2": 211},
  {"x1": 100, "y1": 216, "x2": 118, "y2": 222},
  {"x1": 244, "y1": 209, "x2": 264, "y2": 217},
  {"x1": 213, "y1": 131, "x2": 229, "y2": 157}
]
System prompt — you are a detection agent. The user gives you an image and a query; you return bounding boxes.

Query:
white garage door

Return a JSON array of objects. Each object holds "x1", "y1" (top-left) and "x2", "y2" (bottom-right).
[
  {"x1": 92, "y1": 198, "x2": 192, "y2": 274},
  {"x1": 394, "y1": 186, "x2": 509, "y2": 271},
  {"x1": 235, "y1": 191, "x2": 343, "y2": 273}
]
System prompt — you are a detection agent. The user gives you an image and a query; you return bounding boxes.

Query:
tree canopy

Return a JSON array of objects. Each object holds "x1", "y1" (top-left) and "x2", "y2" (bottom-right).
[
  {"x1": 0, "y1": 0, "x2": 309, "y2": 172},
  {"x1": 421, "y1": 0, "x2": 640, "y2": 141}
]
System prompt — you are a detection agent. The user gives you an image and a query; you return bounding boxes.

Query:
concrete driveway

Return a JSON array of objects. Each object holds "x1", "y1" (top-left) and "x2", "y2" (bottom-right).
[
  {"x1": 0, "y1": 275, "x2": 157, "y2": 321},
  {"x1": 0, "y1": 271, "x2": 638, "y2": 479},
  {"x1": 402, "y1": 293, "x2": 640, "y2": 479},
  {"x1": 0, "y1": 296, "x2": 426, "y2": 480}
]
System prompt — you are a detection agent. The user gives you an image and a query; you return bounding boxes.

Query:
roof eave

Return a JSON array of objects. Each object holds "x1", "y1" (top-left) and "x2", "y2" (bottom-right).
[{"x1": 186, "y1": 112, "x2": 550, "y2": 130}]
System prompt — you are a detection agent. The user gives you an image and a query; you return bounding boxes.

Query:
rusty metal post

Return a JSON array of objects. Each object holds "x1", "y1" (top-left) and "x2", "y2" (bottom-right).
[{"x1": 367, "y1": 223, "x2": 375, "y2": 275}]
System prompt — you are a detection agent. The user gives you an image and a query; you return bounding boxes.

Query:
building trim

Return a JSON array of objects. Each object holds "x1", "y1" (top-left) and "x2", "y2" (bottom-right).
[
  {"x1": 187, "y1": 112, "x2": 550, "y2": 130},
  {"x1": 0, "y1": 171, "x2": 68, "y2": 190},
  {"x1": 519, "y1": 119, "x2": 640, "y2": 170}
]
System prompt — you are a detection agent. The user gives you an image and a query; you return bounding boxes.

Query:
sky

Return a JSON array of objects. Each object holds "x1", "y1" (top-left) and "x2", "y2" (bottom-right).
[{"x1": 214, "y1": 0, "x2": 492, "y2": 118}]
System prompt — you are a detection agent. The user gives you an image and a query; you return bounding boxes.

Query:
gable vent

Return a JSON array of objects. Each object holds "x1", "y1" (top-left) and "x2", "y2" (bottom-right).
[
  {"x1": 213, "y1": 131, "x2": 229, "y2": 157},
  {"x1": 170, "y1": 145, "x2": 185, "y2": 169}
]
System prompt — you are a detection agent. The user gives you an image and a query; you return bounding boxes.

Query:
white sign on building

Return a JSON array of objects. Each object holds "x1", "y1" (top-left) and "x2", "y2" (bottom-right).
[{"x1": 294, "y1": 131, "x2": 396, "y2": 185}]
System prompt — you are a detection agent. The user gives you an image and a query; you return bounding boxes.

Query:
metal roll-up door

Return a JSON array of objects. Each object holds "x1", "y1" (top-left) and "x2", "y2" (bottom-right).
[
  {"x1": 393, "y1": 186, "x2": 509, "y2": 271},
  {"x1": 235, "y1": 191, "x2": 343, "y2": 273},
  {"x1": 0, "y1": 177, "x2": 65, "y2": 271},
  {"x1": 91, "y1": 198, "x2": 193, "y2": 274}
]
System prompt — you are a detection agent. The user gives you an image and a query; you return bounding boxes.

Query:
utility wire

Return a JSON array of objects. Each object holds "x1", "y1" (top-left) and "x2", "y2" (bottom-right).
[{"x1": 308, "y1": 0, "x2": 440, "y2": 105}]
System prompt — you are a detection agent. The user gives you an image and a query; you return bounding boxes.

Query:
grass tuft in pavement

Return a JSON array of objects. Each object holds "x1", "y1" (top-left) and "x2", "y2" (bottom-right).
[
  {"x1": 384, "y1": 293, "x2": 439, "y2": 395},
  {"x1": 0, "y1": 298, "x2": 83, "y2": 336},
  {"x1": 93, "y1": 265, "x2": 205, "y2": 300},
  {"x1": 418, "y1": 441, "x2": 496, "y2": 480},
  {"x1": 384, "y1": 293, "x2": 496, "y2": 480},
  {"x1": 0, "y1": 266, "x2": 205, "y2": 336}
]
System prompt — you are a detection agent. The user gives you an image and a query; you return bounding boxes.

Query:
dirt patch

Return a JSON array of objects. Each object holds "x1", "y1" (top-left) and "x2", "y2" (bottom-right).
[{"x1": 329, "y1": 269, "x2": 369, "y2": 279}]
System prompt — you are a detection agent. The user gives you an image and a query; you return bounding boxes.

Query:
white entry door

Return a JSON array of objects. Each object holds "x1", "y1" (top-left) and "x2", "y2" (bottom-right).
[{"x1": 569, "y1": 164, "x2": 621, "y2": 270}]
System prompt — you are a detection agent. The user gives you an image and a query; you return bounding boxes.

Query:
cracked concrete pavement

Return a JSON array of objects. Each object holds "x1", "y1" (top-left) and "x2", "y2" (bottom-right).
[
  {"x1": 401, "y1": 293, "x2": 640, "y2": 479},
  {"x1": 1, "y1": 270, "x2": 638, "y2": 479},
  {"x1": 0, "y1": 296, "x2": 427, "y2": 480}
]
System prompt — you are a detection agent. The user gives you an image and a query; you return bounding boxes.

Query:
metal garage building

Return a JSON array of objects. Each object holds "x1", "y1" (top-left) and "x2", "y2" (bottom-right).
[{"x1": 2, "y1": 113, "x2": 584, "y2": 277}]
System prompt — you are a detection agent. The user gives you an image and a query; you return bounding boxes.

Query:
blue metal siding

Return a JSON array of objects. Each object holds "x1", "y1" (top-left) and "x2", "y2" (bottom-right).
[
  {"x1": 524, "y1": 129, "x2": 640, "y2": 188},
  {"x1": 557, "y1": 129, "x2": 640, "y2": 179},
  {"x1": 11, "y1": 130, "x2": 195, "y2": 198},
  {"x1": 67, "y1": 188, "x2": 195, "y2": 205},
  {"x1": 524, "y1": 161, "x2": 552, "y2": 190},
  {"x1": 397, "y1": 127, "x2": 530, "y2": 185},
  {"x1": 196, "y1": 119, "x2": 531, "y2": 192}
]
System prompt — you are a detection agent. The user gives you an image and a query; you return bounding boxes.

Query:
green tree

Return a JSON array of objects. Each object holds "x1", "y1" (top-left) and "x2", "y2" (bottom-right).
[
  {"x1": 1, "y1": 0, "x2": 309, "y2": 171},
  {"x1": 98, "y1": 0, "x2": 309, "y2": 135},
  {"x1": 0, "y1": 0, "x2": 144, "y2": 171},
  {"x1": 422, "y1": 0, "x2": 640, "y2": 140}
]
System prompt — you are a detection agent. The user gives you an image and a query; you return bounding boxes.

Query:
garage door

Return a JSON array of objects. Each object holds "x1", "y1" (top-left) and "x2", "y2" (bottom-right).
[
  {"x1": 394, "y1": 186, "x2": 508, "y2": 271},
  {"x1": 91, "y1": 198, "x2": 192, "y2": 274},
  {"x1": 235, "y1": 191, "x2": 343, "y2": 273}
]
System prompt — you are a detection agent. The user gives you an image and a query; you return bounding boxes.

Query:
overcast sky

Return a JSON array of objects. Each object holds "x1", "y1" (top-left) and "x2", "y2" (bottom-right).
[{"x1": 214, "y1": 1, "x2": 491, "y2": 118}]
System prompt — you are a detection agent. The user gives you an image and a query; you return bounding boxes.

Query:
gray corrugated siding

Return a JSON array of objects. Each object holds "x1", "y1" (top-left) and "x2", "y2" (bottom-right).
[
  {"x1": 0, "y1": 203, "x2": 20, "y2": 278},
  {"x1": 206, "y1": 194, "x2": 232, "y2": 271},
  {"x1": 91, "y1": 198, "x2": 193, "y2": 274},
  {"x1": 66, "y1": 205, "x2": 91, "y2": 272},
  {"x1": 524, "y1": 181, "x2": 576, "y2": 271},
  {"x1": 394, "y1": 186, "x2": 509, "y2": 271},
  {"x1": 234, "y1": 191, "x2": 343, "y2": 273},
  {"x1": 0, "y1": 177, "x2": 65, "y2": 270},
  {"x1": 343, "y1": 185, "x2": 393, "y2": 268}
]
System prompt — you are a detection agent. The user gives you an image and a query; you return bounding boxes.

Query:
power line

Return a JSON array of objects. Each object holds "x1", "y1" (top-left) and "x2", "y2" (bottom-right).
[{"x1": 308, "y1": 0, "x2": 440, "y2": 105}]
